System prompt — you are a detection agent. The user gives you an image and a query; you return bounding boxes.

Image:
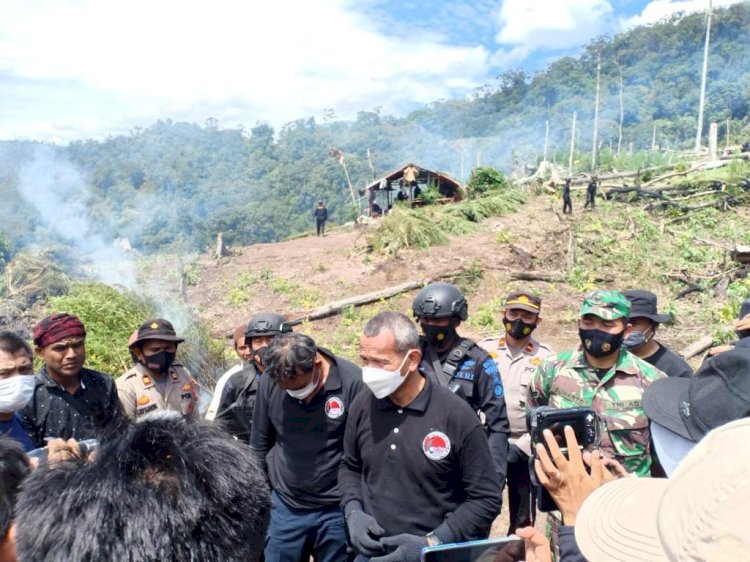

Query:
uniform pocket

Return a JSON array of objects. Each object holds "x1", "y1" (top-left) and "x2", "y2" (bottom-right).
[{"x1": 601, "y1": 408, "x2": 650, "y2": 466}]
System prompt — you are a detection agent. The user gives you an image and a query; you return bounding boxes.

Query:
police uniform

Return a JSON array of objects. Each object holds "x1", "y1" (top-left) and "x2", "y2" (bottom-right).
[
  {"x1": 339, "y1": 374, "x2": 502, "y2": 543},
  {"x1": 479, "y1": 335, "x2": 553, "y2": 532},
  {"x1": 116, "y1": 363, "x2": 198, "y2": 421}
]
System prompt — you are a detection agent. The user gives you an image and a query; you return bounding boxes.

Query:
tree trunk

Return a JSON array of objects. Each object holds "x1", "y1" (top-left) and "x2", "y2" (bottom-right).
[
  {"x1": 591, "y1": 47, "x2": 602, "y2": 170},
  {"x1": 569, "y1": 112, "x2": 577, "y2": 176},
  {"x1": 695, "y1": 0, "x2": 713, "y2": 150}
]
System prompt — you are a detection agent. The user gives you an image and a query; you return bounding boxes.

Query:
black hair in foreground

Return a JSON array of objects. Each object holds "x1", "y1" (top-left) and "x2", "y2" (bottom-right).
[
  {"x1": 0, "y1": 437, "x2": 30, "y2": 538},
  {"x1": 14, "y1": 412, "x2": 270, "y2": 562},
  {"x1": 263, "y1": 332, "x2": 317, "y2": 382}
]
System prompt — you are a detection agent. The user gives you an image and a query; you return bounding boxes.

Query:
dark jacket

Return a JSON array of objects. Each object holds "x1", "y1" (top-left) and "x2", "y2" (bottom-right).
[{"x1": 314, "y1": 205, "x2": 328, "y2": 221}]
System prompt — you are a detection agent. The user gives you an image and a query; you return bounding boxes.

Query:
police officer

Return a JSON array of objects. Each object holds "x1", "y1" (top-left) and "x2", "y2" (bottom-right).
[
  {"x1": 478, "y1": 291, "x2": 553, "y2": 533},
  {"x1": 411, "y1": 282, "x2": 510, "y2": 490},
  {"x1": 340, "y1": 312, "x2": 501, "y2": 562},
  {"x1": 117, "y1": 318, "x2": 198, "y2": 421},
  {"x1": 214, "y1": 312, "x2": 292, "y2": 442},
  {"x1": 251, "y1": 332, "x2": 363, "y2": 562}
]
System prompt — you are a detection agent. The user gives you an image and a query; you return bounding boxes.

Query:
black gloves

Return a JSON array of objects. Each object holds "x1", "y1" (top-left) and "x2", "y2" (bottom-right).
[
  {"x1": 345, "y1": 501, "x2": 386, "y2": 557},
  {"x1": 507, "y1": 443, "x2": 527, "y2": 465},
  {"x1": 370, "y1": 534, "x2": 428, "y2": 562}
]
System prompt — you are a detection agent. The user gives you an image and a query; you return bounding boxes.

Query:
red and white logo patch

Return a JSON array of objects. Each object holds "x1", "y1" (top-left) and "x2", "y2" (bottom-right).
[
  {"x1": 325, "y1": 396, "x2": 345, "y2": 419},
  {"x1": 422, "y1": 431, "x2": 451, "y2": 461}
]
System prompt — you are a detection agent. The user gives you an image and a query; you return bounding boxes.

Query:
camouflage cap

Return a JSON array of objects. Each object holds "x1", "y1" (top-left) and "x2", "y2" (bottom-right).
[{"x1": 579, "y1": 290, "x2": 631, "y2": 320}]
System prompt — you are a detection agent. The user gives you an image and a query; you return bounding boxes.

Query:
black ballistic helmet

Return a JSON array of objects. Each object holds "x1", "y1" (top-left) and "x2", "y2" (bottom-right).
[
  {"x1": 245, "y1": 313, "x2": 292, "y2": 339},
  {"x1": 412, "y1": 283, "x2": 468, "y2": 321}
]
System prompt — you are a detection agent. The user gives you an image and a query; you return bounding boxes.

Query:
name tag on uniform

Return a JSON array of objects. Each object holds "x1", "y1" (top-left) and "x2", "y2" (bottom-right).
[{"x1": 453, "y1": 370, "x2": 475, "y2": 382}]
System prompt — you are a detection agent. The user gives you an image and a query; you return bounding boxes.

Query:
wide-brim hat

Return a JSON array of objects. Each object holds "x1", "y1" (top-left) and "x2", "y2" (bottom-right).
[
  {"x1": 575, "y1": 417, "x2": 750, "y2": 562},
  {"x1": 622, "y1": 289, "x2": 671, "y2": 324},
  {"x1": 130, "y1": 318, "x2": 184, "y2": 347}
]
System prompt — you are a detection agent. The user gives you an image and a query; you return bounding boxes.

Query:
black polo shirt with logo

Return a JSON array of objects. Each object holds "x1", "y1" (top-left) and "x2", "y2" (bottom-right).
[
  {"x1": 250, "y1": 348, "x2": 363, "y2": 510},
  {"x1": 338, "y1": 375, "x2": 502, "y2": 543},
  {"x1": 19, "y1": 366, "x2": 121, "y2": 448}
]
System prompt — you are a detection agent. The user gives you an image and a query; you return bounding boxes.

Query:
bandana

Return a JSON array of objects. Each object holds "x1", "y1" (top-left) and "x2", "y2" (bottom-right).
[{"x1": 33, "y1": 313, "x2": 86, "y2": 348}]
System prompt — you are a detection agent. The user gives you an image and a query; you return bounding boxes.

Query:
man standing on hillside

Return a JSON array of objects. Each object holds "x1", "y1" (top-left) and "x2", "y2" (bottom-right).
[
  {"x1": 562, "y1": 178, "x2": 572, "y2": 214},
  {"x1": 20, "y1": 313, "x2": 121, "y2": 447},
  {"x1": 527, "y1": 290, "x2": 666, "y2": 476},
  {"x1": 251, "y1": 332, "x2": 363, "y2": 562},
  {"x1": 412, "y1": 283, "x2": 510, "y2": 496},
  {"x1": 214, "y1": 312, "x2": 292, "y2": 442},
  {"x1": 117, "y1": 318, "x2": 198, "y2": 421},
  {"x1": 478, "y1": 291, "x2": 553, "y2": 533},
  {"x1": 314, "y1": 201, "x2": 328, "y2": 236},
  {"x1": 205, "y1": 324, "x2": 253, "y2": 421},
  {"x1": 622, "y1": 290, "x2": 693, "y2": 378},
  {"x1": 584, "y1": 176, "x2": 597, "y2": 209},
  {"x1": 340, "y1": 312, "x2": 501, "y2": 562}
]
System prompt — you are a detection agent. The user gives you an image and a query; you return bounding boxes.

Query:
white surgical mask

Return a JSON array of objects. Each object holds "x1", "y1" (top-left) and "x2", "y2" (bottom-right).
[
  {"x1": 362, "y1": 352, "x2": 412, "y2": 399},
  {"x1": 286, "y1": 370, "x2": 319, "y2": 400},
  {"x1": 651, "y1": 421, "x2": 696, "y2": 477},
  {"x1": 0, "y1": 374, "x2": 36, "y2": 413}
]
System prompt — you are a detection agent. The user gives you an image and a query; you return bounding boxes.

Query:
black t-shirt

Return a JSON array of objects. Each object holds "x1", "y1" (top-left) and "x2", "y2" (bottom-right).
[
  {"x1": 250, "y1": 348, "x2": 363, "y2": 509},
  {"x1": 338, "y1": 375, "x2": 502, "y2": 543},
  {"x1": 646, "y1": 342, "x2": 693, "y2": 378},
  {"x1": 215, "y1": 363, "x2": 260, "y2": 443},
  {"x1": 19, "y1": 367, "x2": 121, "y2": 448}
]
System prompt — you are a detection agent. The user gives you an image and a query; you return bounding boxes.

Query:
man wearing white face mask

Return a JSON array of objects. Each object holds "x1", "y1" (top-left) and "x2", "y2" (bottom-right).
[
  {"x1": 250, "y1": 332, "x2": 363, "y2": 562},
  {"x1": 0, "y1": 332, "x2": 36, "y2": 452},
  {"x1": 339, "y1": 312, "x2": 501, "y2": 562}
]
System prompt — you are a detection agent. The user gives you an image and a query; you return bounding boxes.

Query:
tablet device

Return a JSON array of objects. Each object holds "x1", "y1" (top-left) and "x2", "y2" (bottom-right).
[{"x1": 421, "y1": 536, "x2": 525, "y2": 562}]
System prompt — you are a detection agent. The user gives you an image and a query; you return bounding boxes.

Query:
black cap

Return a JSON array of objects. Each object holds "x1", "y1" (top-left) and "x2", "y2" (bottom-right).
[
  {"x1": 622, "y1": 290, "x2": 671, "y2": 324},
  {"x1": 643, "y1": 349, "x2": 750, "y2": 441},
  {"x1": 130, "y1": 318, "x2": 184, "y2": 347}
]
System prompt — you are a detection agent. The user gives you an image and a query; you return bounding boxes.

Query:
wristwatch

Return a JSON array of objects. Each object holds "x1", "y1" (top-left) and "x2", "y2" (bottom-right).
[{"x1": 426, "y1": 532, "x2": 442, "y2": 547}]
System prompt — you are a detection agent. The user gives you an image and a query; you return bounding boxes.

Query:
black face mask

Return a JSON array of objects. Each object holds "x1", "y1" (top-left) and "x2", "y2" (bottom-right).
[
  {"x1": 579, "y1": 328, "x2": 625, "y2": 358},
  {"x1": 141, "y1": 350, "x2": 176, "y2": 374},
  {"x1": 254, "y1": 347, "x2": 269, "y2": 372},
  {"x1": 503, "y1": 317, "x2": 537, "y2": 340},
  {"x1": 422, "y1": 323, "x2": 457, "y2": 348}
]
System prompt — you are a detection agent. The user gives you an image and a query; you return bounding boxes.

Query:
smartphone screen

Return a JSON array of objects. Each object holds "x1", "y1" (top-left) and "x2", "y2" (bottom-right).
[{"x1": 422, "y1": 537, "x2": 525, "y2": 562}]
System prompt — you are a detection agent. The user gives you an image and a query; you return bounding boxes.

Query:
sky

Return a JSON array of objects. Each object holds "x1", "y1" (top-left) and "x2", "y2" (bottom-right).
[{"x1": 0, "y1": 0, "x2": 744, "y2": 143}]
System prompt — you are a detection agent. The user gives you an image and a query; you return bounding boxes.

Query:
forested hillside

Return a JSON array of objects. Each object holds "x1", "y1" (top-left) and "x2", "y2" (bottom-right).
[{"x1": 0, "y1": 3, "x2": 748, "y2": 257}]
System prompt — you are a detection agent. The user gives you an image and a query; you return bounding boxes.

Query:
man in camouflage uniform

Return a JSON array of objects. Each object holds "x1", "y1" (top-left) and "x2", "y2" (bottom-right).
[
  {"x1": 117, "y1": 319, "x2": 198, "y2": 421},
  {"x1": 479, "y1": 290, "x2": 553, "y2": 533},
  {"x1": 527, "y1": 290, "x2": 665, "y2": 477}
]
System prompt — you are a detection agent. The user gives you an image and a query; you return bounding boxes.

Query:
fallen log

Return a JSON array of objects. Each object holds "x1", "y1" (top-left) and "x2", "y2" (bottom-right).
[
  {"x1": 510, "y1": 271, "x2": 565, "y2": 283},
  {"x1": 731, "y1": 245, "x2": 750, "y2": 264},
  {"x1": 680, "y1": 335, "x2": 714, "y2": 360}
]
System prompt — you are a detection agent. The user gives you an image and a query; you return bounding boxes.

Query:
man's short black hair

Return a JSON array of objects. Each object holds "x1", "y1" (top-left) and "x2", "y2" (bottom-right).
[
  {"x1": 0, "y1": 331, "x2": 32, "y2": 358},
  {"x1": 14, "y1": 412, "x2": 270, "y2": 562},
  {"x1": 263, "y1": 333, "x2": 317, "y2": 382},
  {"x1": 0, "y1": 436, "x2": 31, "y2": 538}
]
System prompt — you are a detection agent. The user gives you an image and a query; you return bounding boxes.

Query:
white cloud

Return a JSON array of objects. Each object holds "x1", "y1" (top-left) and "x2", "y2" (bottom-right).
[
  {"x1": 495, "y1": 0, "x2": 615, "y2": 51},
  {"x1": 0, "y1": 0, "x2": 491, "y2": 141},
  {"x1": 622, "y1": 0, "x2": 745, "y2": 28}
]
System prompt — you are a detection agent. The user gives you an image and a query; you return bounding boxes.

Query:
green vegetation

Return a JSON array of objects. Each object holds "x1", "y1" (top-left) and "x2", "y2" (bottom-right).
[
  {"x1": 46, "y1": 283, "x2": 153, "y2": 375},
  {"x1": 467, "y1": 167, "x2": 510, "y2": 195}
]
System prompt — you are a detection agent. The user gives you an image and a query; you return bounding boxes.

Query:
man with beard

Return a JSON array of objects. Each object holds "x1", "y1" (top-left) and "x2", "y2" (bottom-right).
[
  {"x1": 117, "y1": 319, "x2": 198, "y2": 421},
  {"x1": 527, "y1": 290, "x2": 665, "y2": 477},
  {"x1": 412, "y1": 283, "x2": 510, "y2": 493},
  {"x1": 20, "y1": 313, "x2": 121, "y2": 447},
  {"x1": 478, "y1": 291, "x2": 553, "y2": 533}
]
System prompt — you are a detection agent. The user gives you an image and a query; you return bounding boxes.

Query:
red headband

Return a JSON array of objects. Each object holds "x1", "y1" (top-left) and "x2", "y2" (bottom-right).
[{"x1": 33, "y1": 313, "x2": 86, "y2": 348}]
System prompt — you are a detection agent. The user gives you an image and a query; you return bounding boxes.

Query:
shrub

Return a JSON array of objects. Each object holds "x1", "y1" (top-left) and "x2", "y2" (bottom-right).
[{"x1": 467, "y1": 167, "x2": 509, "y2": 195}]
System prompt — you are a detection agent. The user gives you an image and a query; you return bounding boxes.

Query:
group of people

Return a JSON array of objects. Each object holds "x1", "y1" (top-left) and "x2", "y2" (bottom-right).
[{"x1": 0, "y1": 282, "x2": 749, "y2": 561}]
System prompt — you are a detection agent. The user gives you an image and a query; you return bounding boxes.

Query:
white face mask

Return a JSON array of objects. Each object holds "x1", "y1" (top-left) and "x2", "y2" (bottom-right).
[
  {"x1": 650, "y1": 421, "x2": 696, "y2": 477},
  {"x1": 0, "y1": 374, "x2": 36, "y2": 413},
  {"x1": 286, "y1": 369, "x2": 319, "y2": 400},
  {"x1": 362, "y1": 352, "x2": 412, "y2": 399}
]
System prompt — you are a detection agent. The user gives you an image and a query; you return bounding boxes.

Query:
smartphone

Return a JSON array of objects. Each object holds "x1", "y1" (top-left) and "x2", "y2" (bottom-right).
[
  {"x1": 526, "y1": 406, "x2": 600, "y2": 512},
  {"x1": 421, "y1": 536, "x2": 525, "y2": 562}
]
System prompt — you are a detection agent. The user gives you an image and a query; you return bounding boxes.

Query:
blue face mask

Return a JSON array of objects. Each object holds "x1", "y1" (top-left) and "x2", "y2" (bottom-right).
[{"x1": 623, "y1": 326, "x2": 654, "y2": 349}]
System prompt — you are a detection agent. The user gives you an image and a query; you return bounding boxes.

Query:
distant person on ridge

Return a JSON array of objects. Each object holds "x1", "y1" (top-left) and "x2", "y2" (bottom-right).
[
  {"x1": 314, "y1": 201, "x2": 328, "y2": 237},
  {"x1": 562, "y1": 178, "x2": 572, "y2": 214},
  {"x1": 584, "y1": 176, "x2": 597, "y2": 209}
]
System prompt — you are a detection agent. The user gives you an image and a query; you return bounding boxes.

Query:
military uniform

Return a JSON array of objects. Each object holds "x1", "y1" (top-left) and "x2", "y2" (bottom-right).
[
  {"x1": 117, "y1": 363, "x2": 198, "y2": 421},
  {"x1": 527, "y1": 347, "x2": 665, "y2": 476}
]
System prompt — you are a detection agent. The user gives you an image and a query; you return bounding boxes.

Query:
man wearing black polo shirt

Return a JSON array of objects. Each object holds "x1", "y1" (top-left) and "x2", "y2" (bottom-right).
[
  {"x1": 340, "y1": 312, "x2": 501, "y2": 562},
  {"x1": 20, "y1": 313, "x2": 121, "y2": 448},
  {"x1": 250, "y1": 332, "x2": 364, "y2": 562}
]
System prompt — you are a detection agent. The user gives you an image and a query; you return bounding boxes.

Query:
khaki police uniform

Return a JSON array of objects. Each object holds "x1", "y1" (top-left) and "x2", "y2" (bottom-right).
[
  {"x1": 116, "y1": 363, "x2": 198, "y2": 421},
  {"x1": 478, "y1": 336, "x2": 553, "y2": 456}
]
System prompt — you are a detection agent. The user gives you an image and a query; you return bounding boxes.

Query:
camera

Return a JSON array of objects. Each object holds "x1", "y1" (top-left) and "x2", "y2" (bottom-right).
[
  {"x1": 526, "y1": 406, "x2": 600, "y2": 512},
  {"x1": 27, "y1": 438, "x2": 100, "y2": 463}
]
